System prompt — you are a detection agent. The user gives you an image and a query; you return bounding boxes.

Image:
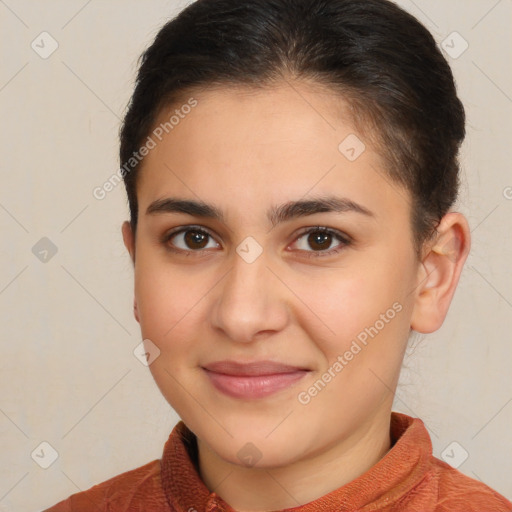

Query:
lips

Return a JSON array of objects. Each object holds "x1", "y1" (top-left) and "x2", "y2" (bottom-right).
[
  {"x1": 203, "y1": 360, "x2": 308, "y2": 375},
  {"x1": 202, "y1": 360, "x2": 310, "y2": 399}
]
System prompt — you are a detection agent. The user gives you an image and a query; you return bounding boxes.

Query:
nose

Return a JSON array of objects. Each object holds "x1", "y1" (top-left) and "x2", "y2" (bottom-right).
[{"x1": 211, "y1": 248, "x2": 290, "y2": 343}]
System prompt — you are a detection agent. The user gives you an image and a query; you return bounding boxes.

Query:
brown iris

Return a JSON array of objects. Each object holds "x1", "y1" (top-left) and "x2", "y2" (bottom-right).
[
  {"x1": 308, "y1": 231, "x2": 332, "y2": 251},
  {"x1": 184, "y1": 230, "x2": 209, "y2": 249}
]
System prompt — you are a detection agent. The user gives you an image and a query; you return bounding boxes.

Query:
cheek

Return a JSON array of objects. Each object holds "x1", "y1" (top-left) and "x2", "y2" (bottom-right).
[
  {"x1": 290, "y1": 259, "x2": 411, "y2": 372},
  {"x1": 134, "y1": 259, "x2": 203, "y2": 404},
  {"x1": 293, "y1": 270, "x2": 409, "y2": 417},
  {"x1": 290, "y1": 267, "x2": 397, "y2": 337},
  {"x1": 134, "y1": 252, "x2": 201, "y2": 344}
]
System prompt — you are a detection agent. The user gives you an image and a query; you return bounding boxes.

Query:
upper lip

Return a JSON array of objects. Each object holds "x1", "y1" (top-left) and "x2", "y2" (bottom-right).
[{"x1": 202, "y1": 360, "x2": 309, "y2": 376}]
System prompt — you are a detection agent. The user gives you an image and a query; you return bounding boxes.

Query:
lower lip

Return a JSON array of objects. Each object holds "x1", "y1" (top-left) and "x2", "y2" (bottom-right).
[{"x1": 203, "y1": 369, "x2": 309, "y2": 399}]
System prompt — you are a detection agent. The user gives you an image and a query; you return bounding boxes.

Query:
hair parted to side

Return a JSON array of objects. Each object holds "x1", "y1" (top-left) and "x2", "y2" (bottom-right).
[{"x1": 120, "y1": 0, "x2": 465, "y2": 259}]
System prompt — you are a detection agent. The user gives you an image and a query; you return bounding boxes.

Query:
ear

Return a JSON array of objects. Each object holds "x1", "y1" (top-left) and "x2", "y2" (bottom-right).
[
  {"x1": 410, "y1": 212, "x2": 471, "y2": 333},
  {"x1": 122, "y1": 221, "x2": 135, "y2": 265},
  {"x1": 122, "y1": 221, "x2": 139, "y2": 323}
]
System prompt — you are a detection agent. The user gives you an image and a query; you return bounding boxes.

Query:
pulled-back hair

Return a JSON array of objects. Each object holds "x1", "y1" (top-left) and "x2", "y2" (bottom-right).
[{"x1": 120, "y1": 0, "x2": 465, "y2": 258}]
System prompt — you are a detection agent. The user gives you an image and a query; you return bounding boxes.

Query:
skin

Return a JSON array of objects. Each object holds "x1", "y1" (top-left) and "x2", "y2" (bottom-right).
[{"x1": 122, "y1": 80, "x2": 470, "y2": 510}]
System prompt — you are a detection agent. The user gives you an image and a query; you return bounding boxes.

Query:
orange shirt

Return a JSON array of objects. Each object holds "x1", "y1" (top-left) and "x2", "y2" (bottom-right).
[{"x1": 44, "y1": 412, "x2": 511, "y2": 511}]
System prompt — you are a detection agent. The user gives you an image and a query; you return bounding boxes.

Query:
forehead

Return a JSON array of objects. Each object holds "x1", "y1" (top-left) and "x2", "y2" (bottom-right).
[{"x1": 136, "y1": 82, "x2": 410, "y2": 227}]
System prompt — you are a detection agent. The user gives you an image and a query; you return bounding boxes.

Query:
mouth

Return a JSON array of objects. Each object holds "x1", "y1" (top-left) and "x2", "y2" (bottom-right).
[{"x1": 201, "y1": 360, "x2": 311, "y2": 399}]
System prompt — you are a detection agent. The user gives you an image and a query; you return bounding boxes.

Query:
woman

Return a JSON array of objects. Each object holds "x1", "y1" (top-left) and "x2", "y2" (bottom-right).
[{"x1": 46, "y1": 0, "x2": 512, "y2": 510}]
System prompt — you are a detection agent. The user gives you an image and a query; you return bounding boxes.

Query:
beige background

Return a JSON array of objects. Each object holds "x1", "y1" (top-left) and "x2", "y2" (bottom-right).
[{"x1": 0, "y1": 1, "x2": 511, "y2": 510}]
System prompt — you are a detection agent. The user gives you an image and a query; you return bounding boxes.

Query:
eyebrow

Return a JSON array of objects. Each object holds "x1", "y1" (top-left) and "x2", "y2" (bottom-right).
[{"x1": 146, "y1": 195, "x2": 375, "y2": 227}]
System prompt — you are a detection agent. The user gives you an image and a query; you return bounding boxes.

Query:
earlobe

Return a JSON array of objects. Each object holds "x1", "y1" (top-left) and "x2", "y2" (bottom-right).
[
  {"x1": 133, "y1": 298, "x2": 140, "y2": 323},
  {"x1": 410, "y1": 212, "x2": 471, "y2": 333}
]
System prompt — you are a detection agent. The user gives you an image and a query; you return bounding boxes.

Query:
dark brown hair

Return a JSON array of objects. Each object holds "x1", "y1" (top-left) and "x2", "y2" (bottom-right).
[{"x1": 120, "y1": 0, "x2": 465, "y2": 258}]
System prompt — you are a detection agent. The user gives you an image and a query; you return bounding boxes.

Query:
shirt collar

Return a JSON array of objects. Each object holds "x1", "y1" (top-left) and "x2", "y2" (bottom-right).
[{"x1": 161, "y1": 412, "x2": 432, "y2": 512}]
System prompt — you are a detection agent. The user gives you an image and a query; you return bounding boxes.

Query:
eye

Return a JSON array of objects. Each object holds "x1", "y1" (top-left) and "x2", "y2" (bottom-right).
[
  {"x1": 162, "y1": 226, "x2": 220, "y2": 254},
  {"x1": 161, "y1": 225, "x2": 351, "y2": 258},
  {"x1": 290, "y1": 226, "x2": 351, "y2": 258}
]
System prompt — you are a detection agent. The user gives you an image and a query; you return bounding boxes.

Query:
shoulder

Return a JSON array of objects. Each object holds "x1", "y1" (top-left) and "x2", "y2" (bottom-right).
[
  {"x1": 430, "y1": 456, "x2": 512, "y2": 512},
  {"x1": 43, "y1": 459, "x2": 170, "y2": 511}
]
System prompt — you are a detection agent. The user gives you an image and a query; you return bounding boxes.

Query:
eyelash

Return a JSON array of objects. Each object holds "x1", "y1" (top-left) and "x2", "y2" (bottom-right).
[{"x1": 160, "y1": 225, "x2": 352, "y2": 259}]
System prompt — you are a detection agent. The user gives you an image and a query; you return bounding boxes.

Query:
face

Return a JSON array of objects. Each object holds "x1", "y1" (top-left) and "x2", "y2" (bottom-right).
[{"x1": 123, "y1": 81, "x2": 423, "y2": 468}]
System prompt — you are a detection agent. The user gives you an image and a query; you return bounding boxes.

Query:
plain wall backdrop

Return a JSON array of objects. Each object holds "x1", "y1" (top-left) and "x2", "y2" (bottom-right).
[{"x1": 0, "y1": 1, "x2": 511, "y2": 510}]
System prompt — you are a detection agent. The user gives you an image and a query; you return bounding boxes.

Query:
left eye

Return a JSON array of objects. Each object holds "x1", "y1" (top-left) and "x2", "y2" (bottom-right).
[{"x1": 291, "y1": 227, "x2": 350, "y2": 255}]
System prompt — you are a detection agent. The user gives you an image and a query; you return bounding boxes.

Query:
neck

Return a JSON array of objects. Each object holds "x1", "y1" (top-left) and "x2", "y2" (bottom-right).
[{"x1": 197, "y1": 411, "x2": 392, "y2": 511}]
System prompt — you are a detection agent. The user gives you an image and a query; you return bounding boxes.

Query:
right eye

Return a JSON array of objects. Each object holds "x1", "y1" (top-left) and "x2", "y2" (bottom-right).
[{"x1": 161, "y1": 226, "x2": 221, "y2": 254}]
